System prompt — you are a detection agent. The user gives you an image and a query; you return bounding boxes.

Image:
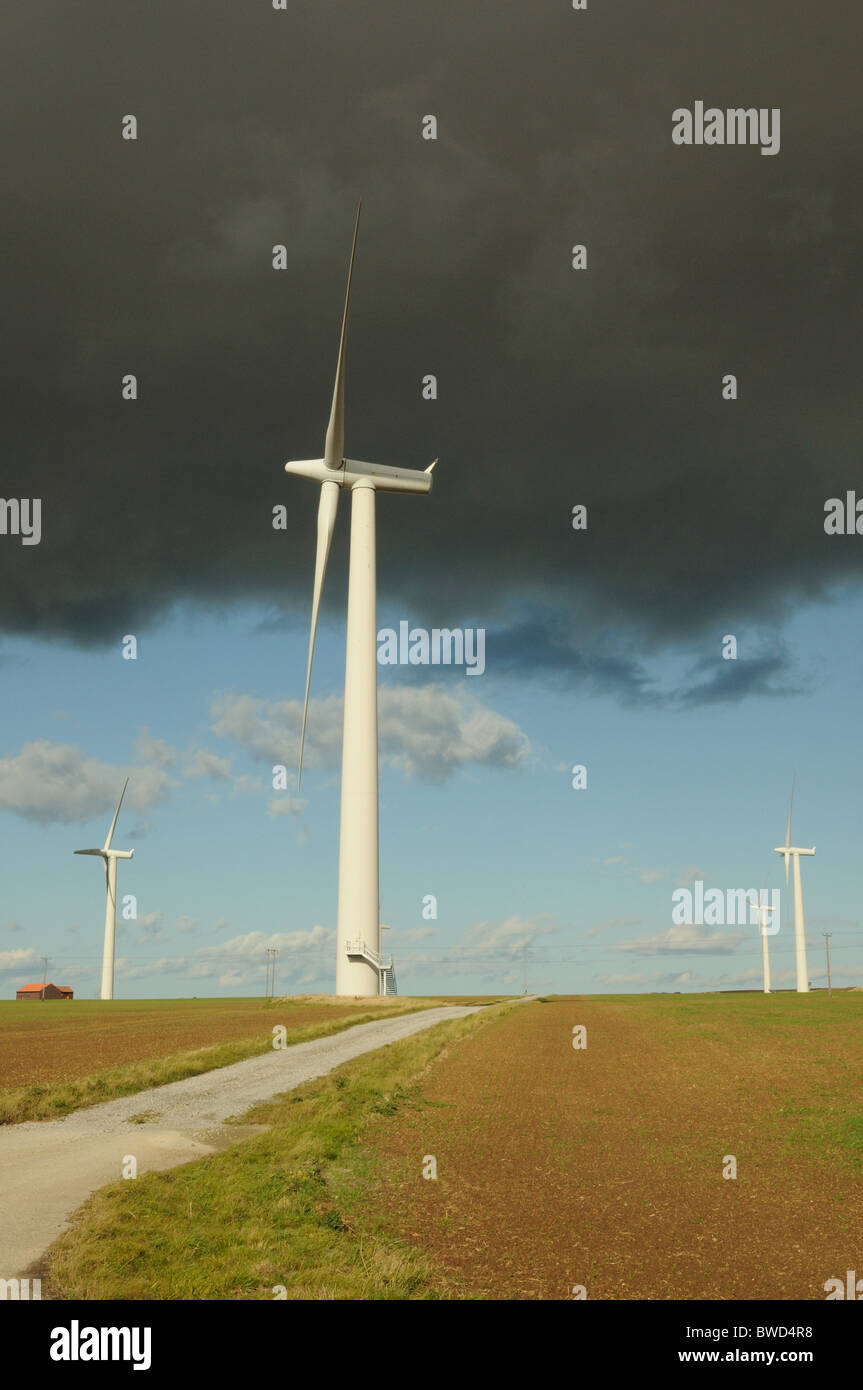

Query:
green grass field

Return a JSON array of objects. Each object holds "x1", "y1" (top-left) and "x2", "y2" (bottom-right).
[
  {"x1": 44, "y1": 990, "x2": 863, "y2": 1301},
  {"x1": 48, "y1": 1003, "x2": 515, "y2": 1299},
  {"x1": 0, "y1": 994, "x2": 501, "y2": 1124}
]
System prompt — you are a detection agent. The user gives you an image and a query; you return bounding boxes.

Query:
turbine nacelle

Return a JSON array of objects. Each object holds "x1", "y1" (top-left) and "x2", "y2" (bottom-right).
[
  {"x1": 775, "y1": 777, "x2": 815, "y2": 993},
  {"x1": 75, "y1": 848, "x2": 135, "y2": 860},
  {"x1": 776, "y1": 777, "x2": 815, "y2": 887},
  {"x1": 74, "y1": 777, "x2": 134, "y2": 1002},
  {"x1": 284, "y1": 457, "x2": 434, "y2": 495},
  {"x1": 288, "y1": 205, "x2": 435, "y2": 794}
]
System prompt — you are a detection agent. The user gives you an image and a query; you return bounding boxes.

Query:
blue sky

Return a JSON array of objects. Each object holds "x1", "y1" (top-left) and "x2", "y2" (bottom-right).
[
  {"x1": 3, "y1": 3, "x2": 861, "y2": 1001},
  {"x1": 1, "y1": 579, "x2": 860, "y2": 999}
]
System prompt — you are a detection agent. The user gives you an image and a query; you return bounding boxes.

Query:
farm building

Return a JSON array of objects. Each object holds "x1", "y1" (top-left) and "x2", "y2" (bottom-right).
[{"x1": 15, "y1": 983, "x2": 73, "y2": 1000}]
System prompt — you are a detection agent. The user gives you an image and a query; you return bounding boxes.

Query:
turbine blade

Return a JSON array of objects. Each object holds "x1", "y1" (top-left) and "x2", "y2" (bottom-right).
[
  {"x1": 785, "y1": 774, "x2": 795, "y2": 851},
  {"x1": 298, "y1": 480, "x2": 340, "y2": 789},
  {"x1": 323, "y1": 202, "x2": 361, "y2": 469},
  {"x1": 757, "y1": 865, "x2": 770, "y2": 922},
  {"x1": 74, "y1": 849, "x2": 103, "y2": 856},
  {"x1": 103, "y1": 778, "x2": 129, "y2": 853}
]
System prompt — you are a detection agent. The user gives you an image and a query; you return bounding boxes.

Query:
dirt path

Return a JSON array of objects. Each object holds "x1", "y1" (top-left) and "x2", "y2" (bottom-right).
[
  {"x1": 0, "y1": 1003, "x2": 479, "y2": 1278},
  {"x1": 364, "y1": 998, "x2": 863, "y2": 1299}
]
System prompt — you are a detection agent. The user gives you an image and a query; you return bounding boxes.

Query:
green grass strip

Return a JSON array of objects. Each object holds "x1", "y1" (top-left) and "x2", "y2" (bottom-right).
[
  {"x1": 49, "y1": 1002, "x2": 517, "y2": 1300},
  {"x1": 0, "y1": 1000, "x2": 440, "y2": 1126}
]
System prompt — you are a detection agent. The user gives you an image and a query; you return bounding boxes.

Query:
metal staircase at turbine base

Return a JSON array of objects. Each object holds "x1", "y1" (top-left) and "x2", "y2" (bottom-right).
[{"x1": 344, "y1": 938, "x2": 397, "y2": 995}]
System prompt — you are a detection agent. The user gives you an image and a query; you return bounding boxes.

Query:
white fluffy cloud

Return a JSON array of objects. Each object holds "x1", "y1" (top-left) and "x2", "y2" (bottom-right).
[
  {"x1": 210, "y1": 684, "x2": 530, "y2": 781},
  {"x1": 614, "y1": 924, "x2": 747, "y2": 956},
  {"x1": 0, "y1": 741, "x2": 177, "y2": 826},
  {"x1": 136, "y1": 911, "x2": 168, "y2": 942},
  {"x1": 268, "y1": 795, "x2": 306, "y2": 818},
  {"x1": 137, "y1": 911, "x2": 163, "y2": 929},
  {"x1": 0, "y1": 947, "x2": 42, "y2": 977},
  {"x1": 133, "y1": 728, "x2": 178, "y2": 768},
  {"x1": 595, "y1": 854, "x2": 667, "y2": 885},
  {"x1": 135, "y1": 727, "x2": 238, "y2": 783},
  {"x1": 379, "y1": 686, "x2": 530, "y2": 779},
  {"x1": 459, "y1": 915, "x2": 560, "y2": 958},
  {"x1": 389, "y1": 925, "x2": 438, "y2": 944},
  {"x1": 394, "y1": 915, "x2": 562, "y2": 986},
  {"x1": 184, "y1": 748, "x2": 232, "y2": 780},
  {"x1": 115, "y1": 925, "x2": 335, "y2": 988}
]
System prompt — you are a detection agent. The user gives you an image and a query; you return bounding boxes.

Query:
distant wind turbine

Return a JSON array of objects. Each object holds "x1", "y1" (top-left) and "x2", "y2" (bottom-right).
[
  {"x1": 75, "y1": 778, "x2": 134, "y2": 1001},
  {"x1": 284, "y1": 204, "x2": 435, "y2": 995},
  {"x1": 753, "y1": 870, "x2": 775, "y2": 995},
  {"x1": 774, "y1": 777, "x2": 815, "y2": 994}
]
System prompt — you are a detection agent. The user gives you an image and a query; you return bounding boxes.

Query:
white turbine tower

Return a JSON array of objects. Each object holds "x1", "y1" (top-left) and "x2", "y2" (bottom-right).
[
  {"x1": 285, "y1": 204, "x2": 435, "y2": 996},
  {"x1": 75, "y1": 778, "x2": 134, "y2": 1001},
  {"x1": 752, "y1": 872, "x2": 775, "y2": 995},
  {"x1": 774, "y1": 777, "x2": 815, "y2": 994}
]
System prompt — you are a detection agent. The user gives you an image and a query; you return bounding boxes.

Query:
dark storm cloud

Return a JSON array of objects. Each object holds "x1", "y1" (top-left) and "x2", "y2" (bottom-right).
[
  {"x1": 377, "y1": 613, "x2": 804, "y2": 707},
  {"x1": 384, "y1": 607, "x2": 661, "y2": 703},
  {"x1": 488, "y1": 616, "x2": 659, "y2": 702},
  {"x1": 2, "y1": 1, "x2": 862, "y2": 690},
  {"x1": 675, "y1": 645, "x2": 807, "y2": 707}
]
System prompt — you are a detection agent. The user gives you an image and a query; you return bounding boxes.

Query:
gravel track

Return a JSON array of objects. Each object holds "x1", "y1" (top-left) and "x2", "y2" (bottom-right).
[{"x1": 0, "y1": 1003, "x2": 479, "y2": 1278}]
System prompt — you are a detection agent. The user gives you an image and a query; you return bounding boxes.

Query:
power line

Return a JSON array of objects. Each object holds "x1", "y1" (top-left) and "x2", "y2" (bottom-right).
[{"x1": 824, "y1": 934, "x2": 833, "y2": 998}]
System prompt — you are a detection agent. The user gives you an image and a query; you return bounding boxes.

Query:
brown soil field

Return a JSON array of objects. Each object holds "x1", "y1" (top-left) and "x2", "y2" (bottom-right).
[
  {"x1": 363, "y1": 995, "x2": 863, "y2": 1299},
  {"x1": 0, "y1": 996, "x2": 425, "y2": 1090}
]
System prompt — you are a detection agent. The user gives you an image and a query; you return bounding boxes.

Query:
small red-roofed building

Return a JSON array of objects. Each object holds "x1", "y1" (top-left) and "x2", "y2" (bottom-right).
[{"x1": 15, "y1": 983, "x2": 73, "y2": 1000}]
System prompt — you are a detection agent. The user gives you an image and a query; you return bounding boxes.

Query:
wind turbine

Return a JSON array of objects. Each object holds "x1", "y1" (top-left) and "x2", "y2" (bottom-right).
[
  {"x1": 752, "y1": 871, "x2": 776, "y2": 995},
  {"x1": 75, "y1": 778, "x2": 134, "y2": 1001},
  {"x1": 284, "y1": 204, "x2": 436, "y2": 996},
  {"x1": 774, "y1": 777, "x2": 815, "y2": 994}
]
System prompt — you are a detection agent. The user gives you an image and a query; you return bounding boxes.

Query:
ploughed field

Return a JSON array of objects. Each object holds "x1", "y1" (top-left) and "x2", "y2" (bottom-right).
[
  {"x1": 364, "y1": 993, "x2": 863, "y2": 1299},
  {"x1": 0, "y1": 996, "x2": 429, "y2": 1090}
]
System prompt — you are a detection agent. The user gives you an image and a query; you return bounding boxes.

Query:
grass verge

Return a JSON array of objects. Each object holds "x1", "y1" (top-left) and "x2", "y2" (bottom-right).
[
  {"x1": 48, "y1": 1001, "x2": 516, "y2": 1299},
  {"x1": 0, "y1": 999, "x2": 441, "y2": 1126}
]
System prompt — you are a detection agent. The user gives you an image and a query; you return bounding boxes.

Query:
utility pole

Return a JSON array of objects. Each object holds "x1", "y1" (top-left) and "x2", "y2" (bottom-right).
[
  {"x1": 40, "y1": 956, "x2": 50, "y2": 1001},
  {"x1": 823, "y1": 933, "x2": 833, "y2": 998},
  {"x1": 264, "y1": 948, "x2": 279, "y2": 1001}
]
